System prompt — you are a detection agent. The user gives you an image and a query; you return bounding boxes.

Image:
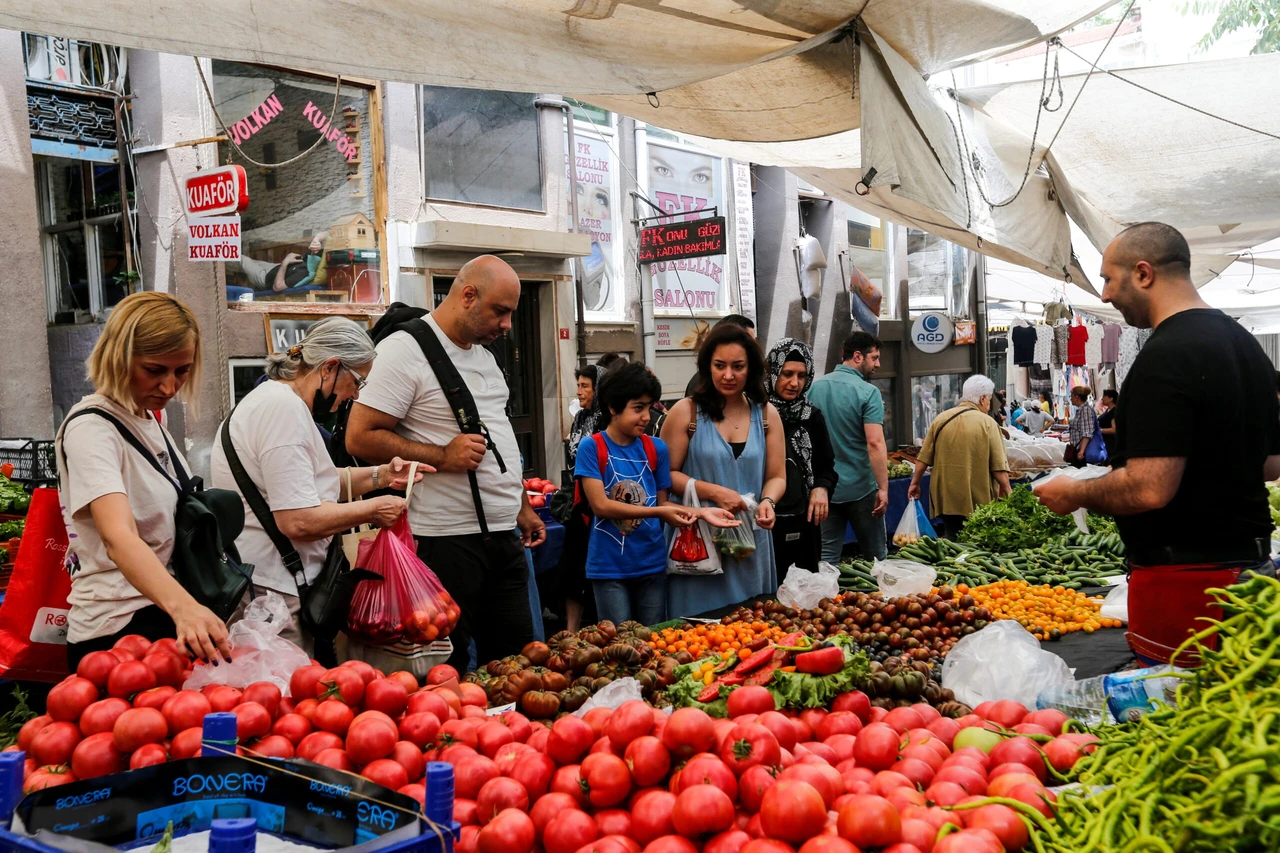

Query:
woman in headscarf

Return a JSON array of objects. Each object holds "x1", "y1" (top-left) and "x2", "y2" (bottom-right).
[{"x1": 767, "y1": 339, "x2": 838, "y2": 574}]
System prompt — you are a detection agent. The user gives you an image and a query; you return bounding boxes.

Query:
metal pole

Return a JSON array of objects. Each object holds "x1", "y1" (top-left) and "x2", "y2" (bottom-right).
[{"x1": 637, "y1": 192, "x2": 657, "y2": 367}]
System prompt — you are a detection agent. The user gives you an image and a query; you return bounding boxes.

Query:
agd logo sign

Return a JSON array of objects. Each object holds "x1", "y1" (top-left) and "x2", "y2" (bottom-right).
[{"x1": 910, "y1": 312, "x2": 954, "y2": 354}]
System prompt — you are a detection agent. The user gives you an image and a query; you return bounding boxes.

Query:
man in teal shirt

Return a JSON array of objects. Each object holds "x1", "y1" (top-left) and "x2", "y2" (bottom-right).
[{"x1": 807, "y1": 331, "x2": 889, "y2": 563}]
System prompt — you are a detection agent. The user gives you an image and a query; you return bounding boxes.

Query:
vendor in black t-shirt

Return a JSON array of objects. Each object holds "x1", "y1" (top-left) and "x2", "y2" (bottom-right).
[
  {"x1": 1097, "y1": 389, "x2": 1118, "y2": 440},
  {"x1": 1036, "y1": 222, "x2": 1280, "y2": 667}
]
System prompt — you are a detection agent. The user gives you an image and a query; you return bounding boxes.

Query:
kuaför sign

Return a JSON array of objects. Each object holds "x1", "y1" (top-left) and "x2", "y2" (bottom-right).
[{"x1": 182, "y1": 165, "x2": 250, "y2": 217}]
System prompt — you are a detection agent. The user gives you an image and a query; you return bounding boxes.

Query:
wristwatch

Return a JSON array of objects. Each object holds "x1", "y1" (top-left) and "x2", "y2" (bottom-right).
[{"x1": 371, "y1": 466, "x2": 380, "y2": 490}]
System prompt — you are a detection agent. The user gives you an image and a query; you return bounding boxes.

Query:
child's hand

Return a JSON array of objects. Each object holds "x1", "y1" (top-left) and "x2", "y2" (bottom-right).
[
  {"x1": 700, "y1": 507, "x2": 741, "y2": 529},
  {"x1": 659, "y1": 506, "x2": 697, "y2": 528}
]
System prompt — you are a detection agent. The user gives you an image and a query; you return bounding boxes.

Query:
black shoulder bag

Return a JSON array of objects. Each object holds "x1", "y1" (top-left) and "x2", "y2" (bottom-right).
[
  {"x1": 218, "y1": 409, "x2": 378, "y2": 653},
  {"x1": 61, "y1": 408, "x2": 254, "y2": 621},
  {"x1": 398, "y1": 317, "x2": 508, "y2": 537}
]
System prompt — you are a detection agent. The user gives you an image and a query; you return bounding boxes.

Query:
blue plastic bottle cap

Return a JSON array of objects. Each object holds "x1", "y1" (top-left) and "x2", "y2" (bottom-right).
[{"x1": 210, "y1": 818, "x2": 257, "y2": 853}]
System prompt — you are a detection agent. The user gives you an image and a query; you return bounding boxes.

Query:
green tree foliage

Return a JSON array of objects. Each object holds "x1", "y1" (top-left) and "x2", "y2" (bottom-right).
[{"x1": 1185, "y1": 0, "x2": 1280, "y2": 54}]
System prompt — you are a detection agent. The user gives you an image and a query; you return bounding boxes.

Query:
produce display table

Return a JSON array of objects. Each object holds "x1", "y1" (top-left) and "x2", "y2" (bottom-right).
[{"x1": 844, "y1": 474, "x2": 935, "y2": 547}]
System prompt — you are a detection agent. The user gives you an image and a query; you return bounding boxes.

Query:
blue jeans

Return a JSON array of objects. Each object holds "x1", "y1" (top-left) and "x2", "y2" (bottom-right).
[
  {"x1": 820, "y1": 491, "x2": 887, "y2": 564},
  {"x1": 593, "y1": 573, "x2": 668, "y2": 625}
]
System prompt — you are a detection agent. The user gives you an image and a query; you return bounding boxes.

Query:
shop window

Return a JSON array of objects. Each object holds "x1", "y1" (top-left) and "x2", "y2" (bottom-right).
[
  {"x1": 871, "y1": 378, "x2": 897, "y2": 451},
  {"x1": 229, "y1": 359, "x2": 267, "y2": 404},
  {"x1": 212, "y1": 62, "x2": 382, "y2": 306},
  {"x1": 911, "y1": 374, "x2": 967, "y2": 443},
  {"x1": 846, "y1": 211, "x2": 894, "y2": 319},
  {"x1": 24, "y1": 34, "x2": 125, "y2": 90},
  {"x1": 907, "y1": 229, "x2": 971, "y2": 317},
  {"x1": 37, "y1": 157, "x2": 132, "y2": 323},
  {"x1": 422, "y1": 87, "x2": 543, "y2": 211}
]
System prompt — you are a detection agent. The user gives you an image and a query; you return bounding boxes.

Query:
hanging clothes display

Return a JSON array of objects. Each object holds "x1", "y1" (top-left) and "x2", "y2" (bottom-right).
[
  {"x1": 1011, "y1": 325, "x2": 1036, "y2": 366},
  {"x1": 1117, "y1": 327, "x2": 1153, "y2": 388},
  {"x1": 1053, "y1": 324, "x2": 1070, "y2": 365},
  {"x1": 1066, "y1": 324, "x2": 1087, "y2": 366},
  {"x1": 1044, "y1": 302, "x2": 1071, "y2": 324},
  {"x1": 1033, "y1": 325, "x2": 1054, "y2": 366},
  {"x1": 1084, "y1": 323, "x2": 1104, "y2": 366},
  {"x1": 1101, "y1": 324, "x2": 1122, "y2": 364}
]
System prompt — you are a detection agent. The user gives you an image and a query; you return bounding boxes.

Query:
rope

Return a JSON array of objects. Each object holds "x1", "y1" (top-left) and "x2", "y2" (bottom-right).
[
  {"x1": 1042, "y1": 0, "x2": 1139, "y2": 155},
  {"x1": 201, "y1": 738, "x2": 451, "y2": 838},
  {"x1": 1054, "y1": 40, "x2": 1280, "y2": 143},
  {"x1": 192, "y1": 58, "x2": 344, "y2": 168}
]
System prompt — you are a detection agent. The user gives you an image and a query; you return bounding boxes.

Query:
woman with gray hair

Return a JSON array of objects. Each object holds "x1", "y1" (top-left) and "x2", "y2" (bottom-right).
[
  {"x1": 907, "y1": 374, "x2": 1012, "y2": 539},
  {"x1": 210, "y1": 316, "x2": 424, "y2": 656}
]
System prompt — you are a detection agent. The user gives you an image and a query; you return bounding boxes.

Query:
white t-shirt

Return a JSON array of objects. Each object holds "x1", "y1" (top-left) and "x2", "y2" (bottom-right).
[
  {"x1": 358, "y1": 314, "x2": 522, "y2": 537},
  {"x1": 210, "y1": 380, "x2": 341, "y2": 596},
  {"x1": 56, "y1": 395, "x2": 189, "y2": 644}
]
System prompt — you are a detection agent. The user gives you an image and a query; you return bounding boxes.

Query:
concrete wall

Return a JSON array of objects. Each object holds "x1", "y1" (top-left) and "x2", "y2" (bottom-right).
[
  {"x1": 0, "y1": 31, "x2": 55, "y2": 439},
  {"x1": 128, "y1": 51, "x2": 225, "y2": 475}
]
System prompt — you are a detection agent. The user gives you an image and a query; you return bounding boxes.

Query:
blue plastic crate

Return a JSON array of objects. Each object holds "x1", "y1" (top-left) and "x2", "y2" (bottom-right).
[{"x1": 0, "y1": 714, "x2": 459, "y2": 853}]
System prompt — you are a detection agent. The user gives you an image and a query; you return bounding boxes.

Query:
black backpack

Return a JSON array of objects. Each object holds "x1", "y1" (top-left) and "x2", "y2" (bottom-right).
[{"x1": 331, "y1": 303, "x2": 508, "y2": 536}]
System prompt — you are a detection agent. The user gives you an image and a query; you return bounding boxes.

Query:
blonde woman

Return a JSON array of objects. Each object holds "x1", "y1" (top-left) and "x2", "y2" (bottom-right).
[
  {"x1": 56, "y1": 292, "x2": 229, "y2": 669},
  {"x1": 210, "y1": 317, "x2": 422, "y2": 658}
]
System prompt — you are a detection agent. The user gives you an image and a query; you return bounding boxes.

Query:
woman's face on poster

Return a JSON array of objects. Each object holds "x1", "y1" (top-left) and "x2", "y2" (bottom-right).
[
  {"x1": 650, "y1": 146, "x2": 714, "y2": 219},
  {"x1": 578, "y1": 181, "x2": 611, "y2": 225}
]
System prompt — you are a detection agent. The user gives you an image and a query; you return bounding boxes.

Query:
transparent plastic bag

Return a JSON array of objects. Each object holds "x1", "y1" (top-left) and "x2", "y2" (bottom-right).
[
  {"x1": 872, "y1": 558, "x2": 937, "y2": 597},
  {"x1": 777, "y1": 561, "x2": 841, "y2": 610},
  {"x1": 941, "y1": 621, "x2": 1073, "y2": 708},
  {"x1": 1033, "y1": 465, "x2": 1111, "y2": 532},
  {"x1": 183, "y1": 591, "x2": 312, "y2": 694},
  {"x1": 712, "y1": 493, "x2": 758, "y2": 560},
  {"x1": 1100, "y1": 580, "x2": 1128, "y2": 623},
  {"x1": 667, "y1": 479, "x2": 723, "y2": 576},
  {"x1": 347, "y1": 514, "x2": 460, "y2": 645},
  {"x1": 572, "y1": 677, "x2": 644, "y2": 717},
  {"x1": 893, "y1": 498, "x2": 932, "y2": 546}
]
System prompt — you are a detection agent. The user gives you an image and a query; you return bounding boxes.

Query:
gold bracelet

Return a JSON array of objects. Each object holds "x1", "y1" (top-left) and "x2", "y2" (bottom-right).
[{"x1": 371, "y1": 466, "x2": 380, "y2": 490}]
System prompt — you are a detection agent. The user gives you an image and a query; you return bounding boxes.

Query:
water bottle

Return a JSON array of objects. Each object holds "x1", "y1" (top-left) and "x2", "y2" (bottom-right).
[
  {"x1": 1036, "y1": 665, "x2": 1184, "y2": 726},
  {"x1": 1035, "y1": 676, "x2": 1109, "y2": 726}
]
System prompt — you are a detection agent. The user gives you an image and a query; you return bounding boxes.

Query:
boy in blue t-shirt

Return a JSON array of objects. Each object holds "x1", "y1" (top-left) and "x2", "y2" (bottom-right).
[{"x1": 575, "y1": 363, "x2": 727, "y2": 625}]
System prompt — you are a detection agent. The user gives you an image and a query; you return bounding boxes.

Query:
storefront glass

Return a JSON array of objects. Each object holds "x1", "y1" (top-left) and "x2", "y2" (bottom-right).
[
  {"x1": 213, "y1": 62, "x2": 382, "y2": 306},
  {"x1": 872, "y1": 378, "x2": 897, "y2": 450},
  {"x1": 847, "y1": 211, "x2": 894, "y2": 320},
  {"x1": 907, "y1": 229, "x2": 971, "y2": 317},
  {"x1": 422, "y1": 87, "x2": 543, "y2": 211},
  {"x1": 911, "y1": 373, "x2": 966, "y2": 443},
  {"x1": 644, "y1": 137, "x2": 727, "y2": 315}
]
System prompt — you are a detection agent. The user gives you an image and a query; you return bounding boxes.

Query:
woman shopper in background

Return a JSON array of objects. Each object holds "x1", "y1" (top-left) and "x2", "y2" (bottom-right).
[
  {"x1": 908, "y1": 375, "x2": 1013, "y2": 540},
  {"x1": 565, "y1": 365, "x2": 601, "y2": 470},
  {"x1": 661, "y1": 324, "x2": 786, "y2": 616},
  {"x1": 765, "y1": 338, "x2": 837, "y2": 575},
  {"x1": 56, "y1": 292, "x2": 229, "y2": 669},
  {"x1": 1066, "y1": 385, "x2": 1105, "y2": 467},
  {"x1": 210, "y1": 317, "x2": 421, "y2": 658}
]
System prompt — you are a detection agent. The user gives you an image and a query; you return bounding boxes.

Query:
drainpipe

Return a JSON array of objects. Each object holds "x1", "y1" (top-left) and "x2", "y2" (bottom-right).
[{"x1": 534, "y1": 96, "x2": 588, "y2": 367}]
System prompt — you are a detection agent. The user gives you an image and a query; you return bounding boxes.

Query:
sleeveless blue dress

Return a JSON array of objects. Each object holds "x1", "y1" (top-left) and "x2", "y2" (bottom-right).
[{"x1": 666, "y1": 403, "x2": 777, "y2": 617}]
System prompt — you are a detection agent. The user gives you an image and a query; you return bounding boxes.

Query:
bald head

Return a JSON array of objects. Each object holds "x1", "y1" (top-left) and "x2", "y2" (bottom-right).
[
  {"x1": 437, "y1": 255, "x2": 521, "y2": 346},
  {"x1": 1110, "y1": 222, "x2": 1192, "y2": 280},
  {"x1": 1100, "y1": 222, "x2": 1204, "y2": 329}
]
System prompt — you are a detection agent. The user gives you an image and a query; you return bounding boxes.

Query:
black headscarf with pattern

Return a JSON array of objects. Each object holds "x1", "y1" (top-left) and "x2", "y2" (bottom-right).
[{"x1": 767, "y1": 338, "x2": 815, "y2": 490}]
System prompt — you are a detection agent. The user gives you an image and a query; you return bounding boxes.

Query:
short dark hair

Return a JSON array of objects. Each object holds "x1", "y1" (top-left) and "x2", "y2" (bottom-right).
[
  {"x1": 595, "y1": 352, "x2": 624, "y2": 371},
  {"x1": 1103, "y1": 389, "x2": 1119, "y2": 403},
  {"x1": 1115, "y1": 222, "x2": 1192, "y2": 277},
  {"x1": 841, "y1": 331, "x2": 881, "y2": 361},
  {"x1": 597, "y1": 361, "x2": 662, "y2": 425},
  {"x1": 715, "y1": 314, "x2": 755, "y2": 332},
  {"x1": 574, "y1": 365, "x2": 598, "y2": 386},
  {"x1": 692, "y1": 324, "x2": 767, "y2": 421}
]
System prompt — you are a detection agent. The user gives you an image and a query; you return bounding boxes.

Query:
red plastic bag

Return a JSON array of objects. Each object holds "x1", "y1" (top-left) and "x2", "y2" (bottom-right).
[
  {"x1": 347, "y1": 514, "x2": 460, "y2": 645},
  {"x1": 669, "y1": 525, "x2": 709, "y2": 563},
  {"x1": 0, "y1": 488, "x2": 73, "y2": 681}
]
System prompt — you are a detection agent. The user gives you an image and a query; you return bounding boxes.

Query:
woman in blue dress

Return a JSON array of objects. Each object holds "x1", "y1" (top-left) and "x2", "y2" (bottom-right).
[{"x1": 662, "y1": 324, "x2": 787, "y2": 617}]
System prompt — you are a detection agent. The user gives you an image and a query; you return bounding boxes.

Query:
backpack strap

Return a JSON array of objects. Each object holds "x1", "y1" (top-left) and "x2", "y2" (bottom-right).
[
  {"x1": 61, "y1": 408, "x2": 185, "y2": 495},
  {"x1": 219, "y1": 407, "x2": 309, "y2": 589},
  {"x1": 640, "y1": 434, "x2": 658, "y2": 473},
  {"x1": 592, "y1": 433, "x2": 607, "y2": 478},
  {"x1": 397, "y1": 317, "x2": 506, "y2": 536}
]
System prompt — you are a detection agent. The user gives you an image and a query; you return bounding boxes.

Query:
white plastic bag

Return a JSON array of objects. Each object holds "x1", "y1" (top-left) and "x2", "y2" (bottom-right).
[
  {"x1": 667, "y1": 479, "x2": 723, "y2": 576},
  {"x1": 872, "y1": 558, "x2": 937, "y2": 597},
  {"x1": 1032, "y1": 465, "x2": 1111, "y2": 532},
  {"x1": 777, "y1": 562, "x2": 840, "y2": 610},
  {"x1": 183, "y1": 592, "x2": 312, "y2": 694},
  {"x1": 1100, "y1": 580, "x2": 1128, "y2": 624},
  {"x1": 941, "y1": 621, "x2": 1073, "y2": 708},
  {"x1": 892, "y1": 500, "x2": 926, "y2": 546},
  {"x1": 573, "y1": 677, "x2": 643, "y2": 716}
]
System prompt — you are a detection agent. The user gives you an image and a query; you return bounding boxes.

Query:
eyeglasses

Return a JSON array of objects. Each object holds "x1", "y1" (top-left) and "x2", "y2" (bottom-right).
[{"x1": 338, "y1": 364, "x2": 367, "y2": 391}]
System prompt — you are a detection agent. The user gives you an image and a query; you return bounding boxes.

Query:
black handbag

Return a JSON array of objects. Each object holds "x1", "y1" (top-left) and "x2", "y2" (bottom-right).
[
  {"x1": 60, "y1": 409, "x2": 255, "y2": 621},
  {"x1": 219, "y1": 409, "x2": 378, "y2": 647}
]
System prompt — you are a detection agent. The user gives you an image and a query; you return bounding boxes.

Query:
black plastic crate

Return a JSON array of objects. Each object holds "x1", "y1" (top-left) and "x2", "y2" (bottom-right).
[{"x1": 0, "y1": 439, "x2": 57, "y2": 487}]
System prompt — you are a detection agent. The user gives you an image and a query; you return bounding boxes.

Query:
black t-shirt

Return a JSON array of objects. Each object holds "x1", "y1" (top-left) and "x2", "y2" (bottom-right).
[
  {"x1": 1111, "y1": 309, "x2": 1280, "y2": 563},
  {"x1": 1098, "y1": 408, "x2": 1116, "y2": 430},
  {"x1": 1011, "y1": 326, "x2": 1036, "y2": 366}
]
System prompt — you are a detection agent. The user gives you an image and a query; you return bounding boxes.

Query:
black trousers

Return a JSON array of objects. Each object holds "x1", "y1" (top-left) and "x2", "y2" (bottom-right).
[
  {"x1": 937, "y1": 514, "x2": 968, "y2": 541},
  {"x1": 774, "y1": 513, "x2": 823, "y2": 575},
  {"x1": 415, "y1": 530, "x2": 534, "y2": 673},
  {"x1": 65, "y1": 605, "x2": 176, "y2": 672}
]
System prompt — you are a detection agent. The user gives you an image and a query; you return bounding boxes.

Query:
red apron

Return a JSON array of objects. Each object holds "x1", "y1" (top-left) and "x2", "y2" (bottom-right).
[{"x1": 1127, "y1": 563, "x2": 1242, "y2": 666}]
